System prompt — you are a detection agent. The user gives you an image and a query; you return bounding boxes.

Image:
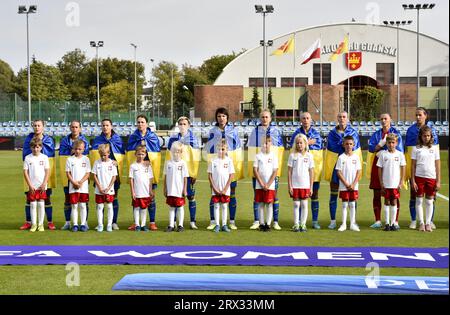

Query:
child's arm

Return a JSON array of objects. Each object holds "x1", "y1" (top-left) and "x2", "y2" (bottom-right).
[
  {"x1": 411, "y1": 159, "x2": 418, "y2": 192},
  {"x1": 39, "y1": 168, "x2": 50, "y2": 191},
  {"x1": 336, "y1": 170, "x2": 349, "y2": 190},
  {"x1": 266, "y1": 168, "x2": 278, "y2": 191},
  {"x1": 222, "y1": 173, "x2": 235, "y2": 195},
  {"x1": 350, "y1": 170, "x2": 361, "y2": 191},
  {"x1": 149, "y1": 177, "x2": 154, "y2": 198},
  {"x1": 183, "y1": 176, "x2": 188, "y2": 197},
  {"x1": 104, "y1": 176, "x2": 116, "y2": 195},
  {"x1": 93, "y1": 173, "x2": 103, "y2": 193},
  {"x1": 130, "y1": 177, "x2": 136, "y2": 200},
  {"x1": 378, "y1": 166, "x2": 384, "y2": 191},
  {"x1": 208, "y1": 173, "x2": 220, "y2": 195},
  {"x1": 253, "y1": 166, "x2": 266, "y2": 190},
  {"x1": 435, "y1": 159, "x2": 441, "y2": 191},
  {"x1": 66, "y1": 171, "x2": 79, "y2": 189},
  {"x1": 163, "y1": 175, "x2": 167, "y2": 197},
  {"x1": 287, "y1": 166, "x2": 293, "y2": 197},
  {"x1": 23, "y1": 170, "x2": 34, "y2": 193},
  {"x1": 78, "y1": 172, "x2": 90, "y2": 186},
  {"x1": 308, "y1": 167, "x2": 314, "y2": 197},
  {"x1": 399, "y1": 165, "x2": 405, "y2": 190}
]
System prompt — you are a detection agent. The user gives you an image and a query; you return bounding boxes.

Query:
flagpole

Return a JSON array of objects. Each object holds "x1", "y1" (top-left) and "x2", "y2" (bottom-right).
[
  {"x1": 292, "y1": 34, "x2": 296, "y2": 123},
  {"x1": 320, "y1": 33, "x2": 323, "y2": 126},
  {"x1": 347, "y1": 32, "x2": 350, "y2": 117}
]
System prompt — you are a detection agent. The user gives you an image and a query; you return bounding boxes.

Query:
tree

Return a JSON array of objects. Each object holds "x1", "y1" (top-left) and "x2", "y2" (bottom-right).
[
  {"x1": 57, "y1": 49, "x2": 90, "y2": 101},
  {"x1": 153, "y1": 61, "x2": 181, "y2": 123},
  {"x1": 251, "y1": 87, "x2": 262, "y2": 117},
  {"x1": 0, "y1": 59, "x2": 16, "y2": 94},
  {"x1": 349, "y1": 86, "x2": 385, "y2": 122},
  {"x1": 176, "y1": 64, "x2": 208, "y2": 116},
  {"x1": 199, "y1": 52, "x2": 241, "y2": 83},
  {"x1": 268, "y1": 88, "x2": 275, "y2": 117},
  {"x1": 100, "y1": 80, "x2": 134, "y2": 112},
  {"x1": 15, "y1": 60, "x2": 69, "y2": 101}
]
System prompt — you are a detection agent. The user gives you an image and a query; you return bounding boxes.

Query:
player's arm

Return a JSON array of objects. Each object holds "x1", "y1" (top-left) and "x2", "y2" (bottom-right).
[
  {"x1": 208, "y1": 173, "x2": 220, "y2": 195},
  {"x1": 350, "y1": 170, "x2": 362, "y2": 191},
  {"x1": 163, "y1": 175, "x2": 167, "y2": 197},
  {"x1": 336, "y1": 170, "x2": 349, "y2": 189},
  {"x1": 435, "y1": 159, "x2": 441, "y2": 191},
  {"x1": 399, "y1": 165, "x2": 405, "y2": 190},
  {"x1": 411, "y1": 159, "x2": 418, "y2": 192},
  {"x1": 222, "y1": 173, "x2": 235, "y2": 195},
  {"x1": 93, "y1": 173, "x2": 103, "y2": 193},
  {"x1": 148, "y1": 177, "x2": 154, "y2": 198},
  {"x1": 66, "y1": 171, "x2": 78, "y2": 188},
  {"x1": 287, "y1": 166, "x2": 293, "y2": 197},
  {"x1": 79, "y1": 171, "x2": 90, "y2": 186},
  {"x1": 378, "y1": 166, "x2": 384, "y2": 191},
  {"x1": 183, "y1": 176, "x2": 188, "y2": 197},
  {"x1": 130, "y1": 176, "x2": 136, "y2": 200},
  {"x1": 253, "y1": 166, "x2": 265, "y2": 190},
  {"x1": 39, "y1": 167, "x2": 50, "y2": 191},
  {"x1": 309, "y1": 167, "x2": 314, "y2": 196},
  {"x1": 23, "y1": 169, "x2": 34, "y2": 193},
  {"x1": 266, "y1": 168, "x2": 278, "y2": 190}
]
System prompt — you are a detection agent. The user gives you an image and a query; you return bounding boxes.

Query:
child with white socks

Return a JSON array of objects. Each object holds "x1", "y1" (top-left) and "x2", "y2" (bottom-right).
[
  {"x1": 208, "y1": 139, "x2": 235, "y2": 233},
  {"x1": 336, "y1": 136, "x2": 362, "y2": 232},
  {"x1": 411, "y1": 126, "x2": 441, "y2": 232},
  {"x1": 129, "y1": 145, "x2": 154, "y2": 232},
  {"x1": 92, "y1": 144, "x2": 117, "y2": 232},
  {"x1": 65, "y1": 140, "x2": 91, "y2": 232},
  {"x1": 377, "y1": 133, "x2": 406, "y2": 231},
  {"x1": 288, "y1": 134, "x2": 314, "y2": 232},
  {"x1": 253, "y1": 136, "x2": 279, "y2": 232},
  {"x1": 23, "y1": 137, "x2": 50, "y2": 232},
  {"x1": 164, "y1": 141, "x2": 189, "y2": 232}
]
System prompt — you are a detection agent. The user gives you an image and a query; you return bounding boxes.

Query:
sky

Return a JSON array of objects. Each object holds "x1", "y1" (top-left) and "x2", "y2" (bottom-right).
[{"x1": 1, "y1": 0, "x2": 448, "y2": 82}]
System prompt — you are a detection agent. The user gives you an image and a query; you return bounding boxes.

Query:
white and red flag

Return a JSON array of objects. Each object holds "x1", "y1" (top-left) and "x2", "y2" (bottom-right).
[{"x1": 300, "y1": 38, "x2": 321, "y2": 65}]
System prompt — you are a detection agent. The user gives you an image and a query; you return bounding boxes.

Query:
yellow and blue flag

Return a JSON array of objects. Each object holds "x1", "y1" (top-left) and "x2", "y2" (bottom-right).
[
  {"x1": 23, "y1": 133, "x2": 56, "y2": 190},
  {"x1": 404, "y1": 123, "x2": 439, "y2": 181},
  {"x1": 90, "y1": 131, "x2": 125, "y2": 177},
  {"x1": 126, "y1": 128, "x2": 161, "y2": 184},
  {"x1": 204, "y1": 124, "x2": 244, "y2": 180},
  {"x1": 323, "y1": 124, "x2": 362, "y2": 182},
  {"x1": 58, "y1": 134, "x2": 89, "y2": 186},
  {"x1": 247, "y1": 125, "x2": 284, "y2": 177},
  {"x1": 166, "y1": 129, "x2": 201, "y2": 178},
  {"x1": 290, "y1": 127, "x2": 323, "y2": 181}
]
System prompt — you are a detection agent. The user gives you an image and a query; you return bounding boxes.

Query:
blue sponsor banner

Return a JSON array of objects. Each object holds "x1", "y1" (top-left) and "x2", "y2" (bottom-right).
[
  {"x1": 113, "y1": 273, "x2": 449, "y2": 294},
  {"x1": 0, "y1": 246, "x2": 447, "y2": 268}
]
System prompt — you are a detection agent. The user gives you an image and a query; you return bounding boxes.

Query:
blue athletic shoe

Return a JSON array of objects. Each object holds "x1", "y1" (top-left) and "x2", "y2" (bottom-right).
[
  {"x1": 213, "y1": 225, "x2": 220, "y2": 233},
  {"x1": 79, "y1": 225, "x2": 87, "y2": 232},
  {"x1": 312, "y1": 221, "x2": 321, "y2": 230},
  {"x1": 135, "y1": 225, "x2": 141, "y2": 232},
  {"x1": 328, "y1": 222, "x2": 336, "y2": 230},
  {"x1": 141, "y1": 226, "x2": 149, "y2": 232},
  {"x1": 72, "y1": 225, "x2": 79, "y2": 232},
  {"x1": 221, "y1": 225, "x2": 231, "y2": 232},
  {"x1": 61, "y1": 222, "x2": 71, "y2": 231},
  {"x1": 370, "y1": 221, "x2": 382, "y2": 229},
  {"x1": 97, "y1": 225, "x2": 104, "y2": 232},
  {"x1": 106, "y1": 225, "x2": 113, "y2": 232}
]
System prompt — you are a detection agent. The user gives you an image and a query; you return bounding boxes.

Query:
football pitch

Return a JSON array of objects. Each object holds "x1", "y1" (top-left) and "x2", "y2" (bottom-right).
[{"x1": 0, "y1": 150, "x2": 448, "y2": 295}]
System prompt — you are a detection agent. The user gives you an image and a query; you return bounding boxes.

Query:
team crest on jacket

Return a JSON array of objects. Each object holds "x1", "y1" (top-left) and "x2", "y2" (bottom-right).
[
  {"x1": 82, "y1": 163, "x2": 86, "y2": 167},
  {"x1": 352, "y1": 160, "x2": 357, "y2": 164},
  {"x1": 224, "y1": 163, "x2": 228, "y2": 168},
  {"x1": 304, "y1": 158, "x2": 308, "y2": 163},
  {"x1": 268, "y1": 158, "x2": 272, "y2": 163},
  {"x1": 177, "y1": 166, "x2": 182, "y2": 170},
  {"x1": 108, "y1": 166, "x2": 112, "y2": 171},
  {"x1": 39, "y1": 161, "x2": 44, "y2": 165},
  {"x1": 395, "y1": 157, "x2": 399, "y2": 161}
]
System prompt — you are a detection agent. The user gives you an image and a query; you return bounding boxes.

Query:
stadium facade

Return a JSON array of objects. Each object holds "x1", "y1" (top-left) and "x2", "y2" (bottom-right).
[{"x1": 194, "y1": 23, "x2": 449, "y2": 123}]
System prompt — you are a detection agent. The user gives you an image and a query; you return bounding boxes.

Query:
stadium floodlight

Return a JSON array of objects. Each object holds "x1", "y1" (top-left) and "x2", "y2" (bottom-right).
[
  {"x1": 18, "y1": 5, "x2": 37, "y2": 123},
  {"x1": 403, "y1": 3, "x2": 435, "y2": 107},
  {"x1": 382, "y1": 19, "x2": 413, "y2": 121},
  {"x1": 130, "y1": 43, "x2": 138, "y2": 120},
  {"x1": 90, "y1": 41, "x2": 104, "y2": 122},
  {"x1": 254, "y1": 4, "x2": 274, "y2": 109}
]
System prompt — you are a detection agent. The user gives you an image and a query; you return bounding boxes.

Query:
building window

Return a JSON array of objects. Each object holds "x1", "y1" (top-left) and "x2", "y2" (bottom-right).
[
  {"x1": 249, "y1": 77, "x2": 276, "y2": 87},
  {"x1": 376, "y1": 63, "x2": 394, "y2": 85},
  {"x1": 281, "y1": 77, "x2": 308, "y2": 87},
  {"x1": 431, "y1": 76, "x2": 448, "y2": 87},
  {"x1": 313, "y1": 64, "x2": 331, "y2": 84},
  {"x1": 399, "y1": 76, "x2": 427, "y2": 86}
]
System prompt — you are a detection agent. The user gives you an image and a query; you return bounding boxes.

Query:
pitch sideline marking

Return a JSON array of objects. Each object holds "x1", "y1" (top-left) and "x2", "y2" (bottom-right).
[{"x1": 437, "y1": 193, "x2": 449, "y2": 201}]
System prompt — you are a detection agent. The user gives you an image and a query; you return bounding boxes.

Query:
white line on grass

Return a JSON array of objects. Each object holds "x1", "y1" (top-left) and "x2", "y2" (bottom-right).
[{"x1": 437, "y1": 193, "x2": 449, "y2": 201}]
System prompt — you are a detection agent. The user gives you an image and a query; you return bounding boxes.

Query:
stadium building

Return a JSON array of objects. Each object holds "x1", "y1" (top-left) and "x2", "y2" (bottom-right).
[{"x1": 194, "y1": 23, "x2": 449, "y2": 123}]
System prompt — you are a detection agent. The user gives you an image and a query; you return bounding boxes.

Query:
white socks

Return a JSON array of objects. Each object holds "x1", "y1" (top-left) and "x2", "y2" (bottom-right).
[
  {"x1": 349, "y1": 201, "x2": 356, "y2": 226},
  {"x1": 425, "y1": 198, "x2": 434, "y2": 225},
  {"x1": 390, "y1": 205, "x2": 397, "y2": 226},
  {"x1": 72, "y1": 203, "x2": 78, "y2": 226},
  {"x1": 384, "y1": 205, "x2": 390, "y2": 225},
  {"x1": 416, "y1": 197, "x2": 424, "y2": 224},
  {"x1": 37, "y1": 201, "x2": 45, "y2": 225},
  {"x1": 221, "y1": 203, "x2": 228, "y2": 227},
  {"x1": 258, "y1": 203, "x2": 265, "y2": 225},
  {"x1": 169, "y1": 208, "x2": 176, "y2": 227},
  {"x1": 214, "y1": 203, "x2": 228, "y2": 226},
  {"x1": 97, "y1": 203, "x2": 105, "y2": 227},
  {"x1": 140, "y1": 209, "x2": 147, "y2": 227},
  {"x1": 300, "y1": 199, "x2": 308, "y2": 226},
  {"x1": 169, "y1": 207, "x2": 184, "y2": 227},
  {"x1": 72, "y1": 203, "x2": 87, "y2": 226},
  {"x1": 30, "y1": 201, "x2": 37, "y2": 225},
  {"x1": 266, "y1": 203, "x2": 273, "y2": 226},
  {"x1": 341, "y1": 202, "x2": 348, "y2": 226},
  {"x1": 214, "y1": 203, "x2": 220, "y2": 226},
  {"x1": 258, "y1": 203, "x2": 273, "y2": 226},
  {"x1": 133, "y1": 207, "x2": 140, "y2": 226},
  {"x1": 106, "y1": 203, "x2": 113, "y2": 227},
  {"x1": 293, "y1": 201, "x2": 300, "y2": 226}
]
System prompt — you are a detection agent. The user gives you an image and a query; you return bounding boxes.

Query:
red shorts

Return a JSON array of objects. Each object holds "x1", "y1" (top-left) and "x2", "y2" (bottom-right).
[
  {"x1": 291, "y1": 188, "x2": 310, "y2": 200},
  {"x1": 132, "y1": 197, "x2": 153, "y2": 209},
  {"x1": 166, "y1": 196, "x2": 185, "y2": 207},
  {"x1": 27, "y1": 190, "x2": 47, "y2": 202},
  {"x1": 383, "y1": 188, "x2": 400, "y2": 200},
  {"x1": 254, "y1": 189, "x2": 276, "y2": 203},
  {"x1": 211, "y1": 195, "x2": 230, "y2": 204},
  {"x1": 69, "y1": 193, "x2": 89, "y2": 204},
  {"x1": 95, "y1": 194, "x2": 115, "y2": 204},
  {"x1": 339, "y1": 190, "x2": 359, "y2": 201},
  {"x1": 415, "y1": 176, "x2": 437, "y2": 197}
]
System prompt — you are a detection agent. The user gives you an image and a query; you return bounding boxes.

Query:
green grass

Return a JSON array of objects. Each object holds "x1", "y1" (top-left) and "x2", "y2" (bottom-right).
[{"x1": 0, "y1": 150, "x2": 448, "y2": 294}]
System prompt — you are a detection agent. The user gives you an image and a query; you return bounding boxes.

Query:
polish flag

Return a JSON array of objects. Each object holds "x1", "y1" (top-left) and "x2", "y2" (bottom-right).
[{"x1": 301, "y1": 39, "x2": 321, "y2": 65}]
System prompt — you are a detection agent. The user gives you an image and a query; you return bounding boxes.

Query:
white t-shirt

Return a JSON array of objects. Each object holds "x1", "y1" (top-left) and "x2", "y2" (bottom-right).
[
  {"x1": 335, "y1": 153, "x2": 362, "y2": 191},
  {"x1": 164, "y1": 159, "x2": 189, "y2": 198},
  {"x1": 129, "y1": 162, "x2": 154, "y2": 198},
  {"x1": 376, "y1": 150, "x2": 406, "y2": 188},
  {"x1": 207, "y1": 157, "x2": 235, "y2": 196},
  {"x1": 65, "y1": 155, "x2": 91, "y2": 194},
  {"x1": 253, "y1": 151, "x2": 278, "y2": 190},
  {"x1": 91, "y1": 159, "x2": 118, "y2": 195},
  {"x1": 287, "y1": 152, "x2": 315, "y2": 189},
  {"x1": 411, "y1": 146, "x2": 440, "y2": 179},
  {"x1": 23, "y1": 153, "x2": 50, "y2": 190}
]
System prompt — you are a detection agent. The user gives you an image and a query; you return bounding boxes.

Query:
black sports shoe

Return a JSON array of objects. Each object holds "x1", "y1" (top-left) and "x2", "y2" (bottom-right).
[
  {"x1": 383, "y1": 224, "x2": 391, "y2": 231},
  {"x1": 165, "y1": 226, "x2": 174, "y2": 232},
  {"x1": 259, "y1": 224, "x2": 266, "y2": 231},
  {"x1": 264, "y1": 224, "x2": 271, "y2": 232},
  {"x1": 177, "y1": 225, "x2": 185, "y2": 232},
  {"x1": 390, "y1": 224, "x2": 398, "y2": 231}
]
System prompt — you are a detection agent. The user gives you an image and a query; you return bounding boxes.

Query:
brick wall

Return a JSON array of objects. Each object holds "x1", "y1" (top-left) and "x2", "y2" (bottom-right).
[
  {"x1": 305, "y1": 85, "x2": 345, "y2": 121},
  {"x1": 194, "y1": 85, "x2": 244, "y2": 122}
]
